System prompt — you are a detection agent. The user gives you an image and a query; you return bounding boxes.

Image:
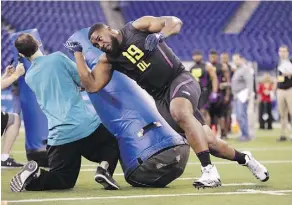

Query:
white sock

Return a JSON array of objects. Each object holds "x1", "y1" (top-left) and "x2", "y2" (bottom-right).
[
  {"x1": 1, "y1": 154, "x2": 10, "y2": 161},
  {"x1": 100, "y1": 161, "x2": 109, "y2": 170}
]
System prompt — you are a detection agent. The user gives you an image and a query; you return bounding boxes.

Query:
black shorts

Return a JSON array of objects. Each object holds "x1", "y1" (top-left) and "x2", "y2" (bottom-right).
[
  {"x1": 209, "y1": 91, "x2": 230, "y2": 118},
  {"x1": 198, "y1": 89, "x2": 211, "y2": 110},
  {"x1": 1, "y1": 112, "x2": 9, "y2": 136},
  {"x1": 126, "y1": 144, "x2": 190, "y2": 187},
  {"x1": 155, "y1": 71, "x2": 206, "y2": 134}
]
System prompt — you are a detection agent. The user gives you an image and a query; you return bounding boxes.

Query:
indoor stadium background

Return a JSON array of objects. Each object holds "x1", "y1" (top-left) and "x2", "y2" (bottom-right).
[
  {"x1": 1, "y1": 1, "x2": 291, "y2": 114},
  {"x1": 1, "y1": 1, "x2": 292, "y2": 205}
]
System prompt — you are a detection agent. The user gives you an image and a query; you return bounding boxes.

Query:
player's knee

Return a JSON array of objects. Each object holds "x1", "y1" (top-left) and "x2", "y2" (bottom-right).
[
  {"x1": 203, "y1": 125, "x2": 217, "y2": 148},
  {"x1": 170, "y1": 107, "x2": 192, "y2": 125},
  {"x1": 7, "y1": 113, "x2": 20, "y2": 128},
  {"x1": 56, "y1": 171, "x2": 79, "y2": 189},
  {"x1": 12, "y1": 113, "x2": 20, "y2": 124}
]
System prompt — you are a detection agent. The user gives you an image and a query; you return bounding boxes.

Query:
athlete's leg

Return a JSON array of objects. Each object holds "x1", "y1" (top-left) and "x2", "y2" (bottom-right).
[
  {"x1": 168, "y1": 72, "x2": 221, "y2": 188},
  {"x1": 2, "y1": 113, "x2": 21, "y2": 155},
  {"x1": 200, "y1": 108, "x2": 211, "y2": 127},
  {"x1": 1, "y1": 112, "x2": 23, "y2": 167},
  {"x1": 203, "y1": 124, "x2": 269, "y2": 182},
  {"x1": 170, "y1": 98, "x2": 209, "y2": 160}
]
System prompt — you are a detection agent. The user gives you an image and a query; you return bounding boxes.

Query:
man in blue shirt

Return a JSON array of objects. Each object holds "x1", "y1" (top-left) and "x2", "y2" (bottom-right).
[{"x1": 10, "y1": 33, "x2": 120, "y2": 192}]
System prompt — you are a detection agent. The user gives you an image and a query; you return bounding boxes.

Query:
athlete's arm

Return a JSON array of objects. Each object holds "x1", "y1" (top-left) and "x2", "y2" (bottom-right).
[
  {"x1": 1, "y1": 64, "x2": 25, "y2": 90},
  {"x1": 74, "y1": 52, "x2": 113, "y2": 93},
  {"x1": 60, "y1": 53, "x2": 83, "y2": 87},
  {"x1": 206, "y1": 64, "x2": 218, "y2": 93},
  {"x1": 132, "y1": 16, "x2": 183, "y2": 37}
]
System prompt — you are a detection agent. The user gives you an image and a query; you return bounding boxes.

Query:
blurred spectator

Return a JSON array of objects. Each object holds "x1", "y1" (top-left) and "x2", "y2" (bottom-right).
[
  {"x1": 276, "y1": 45, "x2": 292, "y2": 141},
  {"x1": 231, "y1": 54, "x2": 254, "y2": 141},
  {"x1": 258, "y1": 73, "x2": 275, "y2": 129},
  {"x1": 208, "y1": 50, "x2": 230, "y2": 139},
  {"x1": 190, "y1": 51, "x2": 218, "y2": 126},
  {"x1": 243, "y1": 58, "x2": 257, "y2": 139},
  {"x1": 220, "y1": 52, "x2": 232, "y2": 134},
  {"x1": 1, "y1": 64, "x2": 25, "y2": 167}
]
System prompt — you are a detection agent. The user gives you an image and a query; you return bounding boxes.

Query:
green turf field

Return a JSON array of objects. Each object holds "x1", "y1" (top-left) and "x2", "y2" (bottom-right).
[{"x1": 1, "y1": 128, "x2": 292, "y2": 205}]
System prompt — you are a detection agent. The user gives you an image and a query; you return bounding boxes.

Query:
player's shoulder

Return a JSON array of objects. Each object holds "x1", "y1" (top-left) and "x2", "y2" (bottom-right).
[
  {"x1": 51, "y1": 52, "x2": 74, "y2": 63},
  {"x1": 50, "y1": 51, "x2": 68, "y2": 59},
  {"x1": 121, "y1": 21, "x2": 142, "y2": 35},
  {"x1": 100, "y1": 53, "x2": 110, "y2": 63}
]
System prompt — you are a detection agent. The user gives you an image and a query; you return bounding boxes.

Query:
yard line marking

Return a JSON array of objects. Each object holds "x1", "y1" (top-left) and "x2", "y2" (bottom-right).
[
  {"x1": 239, "y1": 189, "x2": 292, "y2": 196},
  {"x1": 239, "y1": 147, "x2": 292, "y2": 151},
  {"x1": 5, "y1": 190, "x2": 292, "y2": 203},
  {"x1": 188, "y1": 160, "x2": 292, "y2": 165}
]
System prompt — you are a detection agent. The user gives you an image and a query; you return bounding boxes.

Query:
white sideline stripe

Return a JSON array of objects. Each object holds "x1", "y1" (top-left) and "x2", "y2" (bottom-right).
[
  {"x1": 10, "y1": 147, "x2": 292, "y2": 154},
  {"x1": 5, "y1": 190, "x2": 292, "y2": 203},
  {"x1": 80, "y1": 160, "x2": 292, "y2": 168}
]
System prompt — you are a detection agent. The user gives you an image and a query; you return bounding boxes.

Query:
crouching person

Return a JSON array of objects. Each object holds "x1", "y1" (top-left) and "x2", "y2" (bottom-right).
[{"x1": 10, "y1": 33, "x2": 120, "y2": 192}]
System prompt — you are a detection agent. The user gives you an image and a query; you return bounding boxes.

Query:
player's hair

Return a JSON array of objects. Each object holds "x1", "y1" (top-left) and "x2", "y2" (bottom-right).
[
  {"x1": 14, "y1": 33, "x2": 38, "y2": 58},
  {"x1": 221, "y1": 52, "x2": 229, "y2": 56},
  {"x1": 233, "y1": 53, "x2": 242, "y2": 58},
  {"x1": 88, "y1": 23, "x2": 107, "y2": 39},
  {"x1": 192, "y1": 50, "x2": 202, "y2": 56},
  {"x1": 209, "y1": 49, "x2": 218, "y2": 55},
  {"x1": 279, "y1": 45, "x2": 288, "y2": 51}
]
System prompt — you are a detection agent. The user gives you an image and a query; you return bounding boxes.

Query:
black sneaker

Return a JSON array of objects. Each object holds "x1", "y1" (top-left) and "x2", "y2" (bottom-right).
[
  {"x1": 94, "y1": 166, "x2": 120, "y2": 190},
  {"x1": 221, "y1": 135, "x2": 228, "y2": 140},
  {"x1": 10, "y1": 160, "x2": 39, "y2": 192},
  {"x1": 277, "y1": 136, "x2": 288, "y2": 142},
  {"x1": 1, "y1": 157, "x2": 23, "y2": 168}
]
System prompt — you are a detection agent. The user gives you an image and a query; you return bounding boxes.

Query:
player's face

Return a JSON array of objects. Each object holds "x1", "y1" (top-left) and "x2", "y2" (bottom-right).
[
  {"x1": 232, "y1": 55, "x2": 241, "y2": 67},
  {"x1": 209, "y1": 54, "x2": 218, "y2": 63},
  {"x1": 221, "y1": 54, "x2": 229, "y2": 63},
  {"x1": 192, "y1": 54, "x2": 202, "y2": 63},
  {"x1": 90, "y1": 29, "x2": 119, "y2": 53},
  {"x1": 278, "y1": 47, "x2": 289, "y2": 60}
]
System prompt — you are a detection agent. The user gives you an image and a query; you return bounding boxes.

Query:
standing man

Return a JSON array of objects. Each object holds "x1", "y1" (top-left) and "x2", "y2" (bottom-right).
[
  {"x1": 10, "y1": 33, "x2": 120, "y2": 192},
  {"x1": 1, "y1": 63, "x2": 25, "y2": 168},
  {"x1": 220, "y1": 52, "x2": 233, "y2": 134},
  {"x1": 65, "y1": 16, "x2": 269, "y2": 188},
  {"x1": 208, "y1": 50, "x2": 231, "y2": 139},
  {"x1": 276, "y1": 45, "x2": 292, "y2": 141},
  {"x1": 190, "y1": 51, "x2": 218, "y2": 126},
  {"x1": 231, "y1": 54, "x2": 254, "y2": 141}
]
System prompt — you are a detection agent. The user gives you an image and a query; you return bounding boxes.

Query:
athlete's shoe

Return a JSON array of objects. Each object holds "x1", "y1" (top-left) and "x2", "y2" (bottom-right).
[
  {"x1": 10, "y1": 160, "x2": 39, "y2": 192},
  {"x1": 242, "y1": 151, "x2": 269, "y2": 182},
  {"x1": 95, "y1": 166, "x2": 120, "y2": 190},
  {"x1": 1, "y1": 157, "x2": 23, "y2": 168},
  {"x1": 193, "y1": 164, "x2": 221, "y2": 189}
]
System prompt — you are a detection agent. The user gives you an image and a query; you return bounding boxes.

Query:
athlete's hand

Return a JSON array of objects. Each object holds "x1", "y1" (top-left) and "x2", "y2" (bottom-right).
[
  {"x1": 3, "y1": 65, "x2": 15, "y2": 78},
  {"x1": 144, "y1": 33, "x2": 165, "y2": 52},
  {"x1": 209, "y1": 92, "x2": 218, "y2": 103},
  {"x1": 15, "y1": 63, "x2": 25, "y2": 77},
  {"x1": 64, "y1": 41, "x2": 83, "y2": 54}
]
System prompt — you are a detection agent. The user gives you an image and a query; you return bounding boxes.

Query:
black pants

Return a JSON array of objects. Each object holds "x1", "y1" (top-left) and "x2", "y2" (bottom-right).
[
  {"x1": 26, "y1": 124, "x2": 119, "y2": 191},
  {"x1": 126, "y1": 144, "x2": 190, "y2": 188},
  {"x1": 259, "y1": 102, "x2": 273, "y2": 129}
]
